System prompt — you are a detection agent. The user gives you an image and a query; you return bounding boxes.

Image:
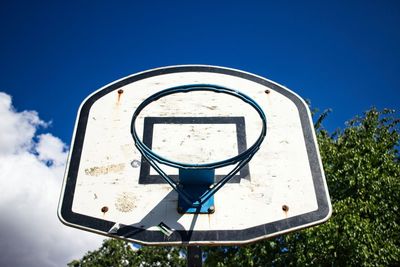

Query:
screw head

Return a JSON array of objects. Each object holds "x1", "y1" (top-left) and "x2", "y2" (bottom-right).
[
  {"x1": 177, "y1": 206, "x2": 185, "y2": 214},
  {"x1": 101, "y1": 206, "x2": 109, "y2": 213},
  {"x1": 208, "y1": 205, "x2": 215, "y2": 214},
  {"x1": 130, "y1": 160, "x2": 141, "y2": 168}
]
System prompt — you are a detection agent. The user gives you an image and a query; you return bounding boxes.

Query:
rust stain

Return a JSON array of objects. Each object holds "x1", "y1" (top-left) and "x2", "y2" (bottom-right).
[
  {"x1": 282, "y1": 205, "x2": 289, "y2": 217},
  {"x1": 117, "y1": 89, "x2": 124, "y2": 103},
  {"x1": 101, "y1": 206, "x2": 109, "y2": 213},
  {"x1": 207, "y1": 213, "x2": 212, "y2": 227},
  {"x1": 85, "y1": 163, "x2": 125, "y2": 176}
]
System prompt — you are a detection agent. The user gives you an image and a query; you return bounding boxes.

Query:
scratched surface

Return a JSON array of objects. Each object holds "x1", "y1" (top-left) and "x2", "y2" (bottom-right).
[{"x1": 68, "y1": 71, "x2": 325, "y2": 242}]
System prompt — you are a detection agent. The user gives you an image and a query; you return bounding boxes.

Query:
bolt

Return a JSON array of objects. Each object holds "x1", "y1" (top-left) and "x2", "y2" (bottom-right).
[
  {"x1": 208, "y1": 205, "x2": 215, "y2": 214},
  {"x1": 177, "y1": 206, "x2": 185, "y2": 214},
  {"x1": 130, "y1": 160, "x2": 141, "y2": 168},
  {"x1": 101, "y1": 206, "x2": 109, "y2": 213},
  {"x1": 118, "y1": 89, "x2": 124, "y2": 94},
  {"x1": 282, "y1": 205, "x2": 289, "y2": 212},
  {"x1": 265, "y1": 89, "x2": 270, "y2": 94}
]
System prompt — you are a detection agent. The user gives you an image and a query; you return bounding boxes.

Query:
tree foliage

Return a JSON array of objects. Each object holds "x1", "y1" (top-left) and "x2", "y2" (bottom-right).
[
  {"x1": 68, "y1": 238, "x2": 184, "y2": 267},
  {"x1": 69, "y1": 108, "x2": 400, "y2": 266}
]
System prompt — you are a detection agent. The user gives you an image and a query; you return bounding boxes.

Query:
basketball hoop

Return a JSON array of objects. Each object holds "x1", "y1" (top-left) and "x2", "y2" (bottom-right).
[{"x1": 131, "y1": 84, "x2": 267, "y2": 213}]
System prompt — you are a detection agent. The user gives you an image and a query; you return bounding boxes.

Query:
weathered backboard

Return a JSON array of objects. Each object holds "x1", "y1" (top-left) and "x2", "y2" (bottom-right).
[{"x1": 58, "y1": 65, "x2": 332, "y2": 245}]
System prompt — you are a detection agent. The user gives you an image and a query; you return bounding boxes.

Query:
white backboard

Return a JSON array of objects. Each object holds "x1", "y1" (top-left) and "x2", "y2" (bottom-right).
[{"x1": 58, "y1": 65, "x2": 331, "y2": 245}]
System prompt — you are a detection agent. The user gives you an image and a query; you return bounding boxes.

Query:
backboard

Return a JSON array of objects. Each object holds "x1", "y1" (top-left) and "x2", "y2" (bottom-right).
[{"x1": 58, "y1": 65, "x2": 332, "y2": 245}]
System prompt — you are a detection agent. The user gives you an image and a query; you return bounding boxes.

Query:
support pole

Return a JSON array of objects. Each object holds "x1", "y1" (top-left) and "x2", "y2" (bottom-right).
[{"x1": 187, "y1": 246, "x2": 202, "y2": 267}]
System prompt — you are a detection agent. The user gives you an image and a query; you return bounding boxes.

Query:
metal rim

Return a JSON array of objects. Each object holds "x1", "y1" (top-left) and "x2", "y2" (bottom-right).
[{"x1": 131, "y1": 84, "x2": 267, "y2": 170}]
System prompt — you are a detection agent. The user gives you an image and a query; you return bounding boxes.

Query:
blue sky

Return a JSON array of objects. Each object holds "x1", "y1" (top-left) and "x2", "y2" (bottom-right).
[{"x1": 1, "y1": 1, "x2": 399, "y2": 143}]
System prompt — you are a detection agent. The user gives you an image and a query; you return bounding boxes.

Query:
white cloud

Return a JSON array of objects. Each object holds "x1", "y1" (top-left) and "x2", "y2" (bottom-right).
[
  {"x1": 0, "y1": 92, "x2": 103, "y2": 267},
  {"x1": 36, "y1": 133, "x2": 68, "y2": 167},
  {"x1": 0, "y1": 92, "x2": 47, "y2": 155}
]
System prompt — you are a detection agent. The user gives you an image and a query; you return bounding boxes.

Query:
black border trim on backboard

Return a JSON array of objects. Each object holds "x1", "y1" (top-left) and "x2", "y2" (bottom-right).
[{"x1": 59, "y1": 65, "x2": 331, "y2": 245}]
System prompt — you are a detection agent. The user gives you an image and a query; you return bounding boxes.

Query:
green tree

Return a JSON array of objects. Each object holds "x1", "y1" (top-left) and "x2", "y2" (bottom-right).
[
  {"x1": 70, "y1": 108, "x2": 400, "y2": 266},
  {"x1": 68, "y1": 238, "x2": 185, "y2": 267},
  {"x1": 205, "y1": 108, "x2": 400, "y2": 266}
]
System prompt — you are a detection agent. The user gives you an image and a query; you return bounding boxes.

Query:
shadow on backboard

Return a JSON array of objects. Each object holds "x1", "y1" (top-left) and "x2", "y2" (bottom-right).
[{"x1": 111, "y1": 190, "x2": 199, "y2": 244}]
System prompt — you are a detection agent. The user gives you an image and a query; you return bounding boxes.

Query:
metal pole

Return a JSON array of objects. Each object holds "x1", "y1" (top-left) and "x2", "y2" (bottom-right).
[{"x1": 187, "y1": 246, "x2": 202, "y2": 267}]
